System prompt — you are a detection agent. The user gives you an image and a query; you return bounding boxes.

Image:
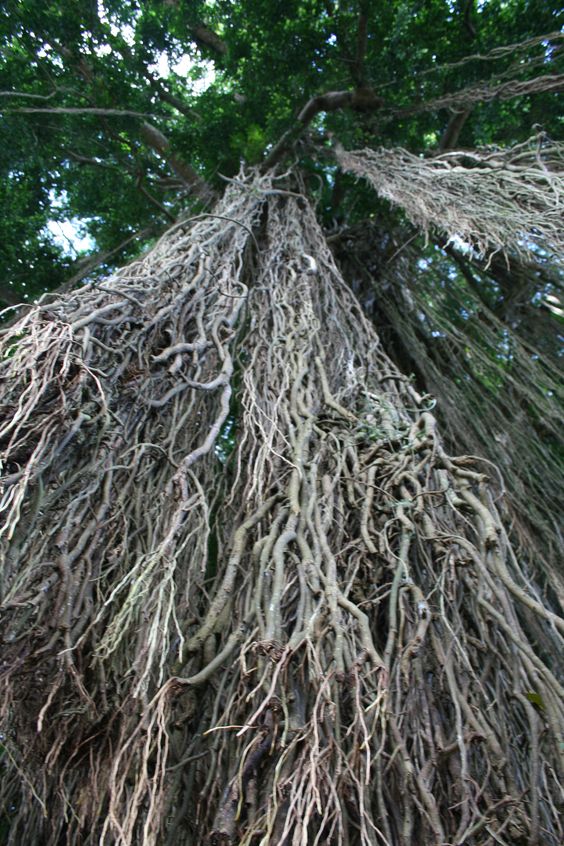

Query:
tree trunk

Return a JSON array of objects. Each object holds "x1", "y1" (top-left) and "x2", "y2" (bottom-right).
[{"x1": 0, "y1": 174, "x2": 562, "y2": 845}]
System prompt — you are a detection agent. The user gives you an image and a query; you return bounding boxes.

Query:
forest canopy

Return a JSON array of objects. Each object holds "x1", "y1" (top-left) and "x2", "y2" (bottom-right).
[
  {"x1": 1, "y1": 0, "x2": 562, "y2": 299},
  {"x1": 0, "y1": 2, "x2": 563, "y2": 845}
]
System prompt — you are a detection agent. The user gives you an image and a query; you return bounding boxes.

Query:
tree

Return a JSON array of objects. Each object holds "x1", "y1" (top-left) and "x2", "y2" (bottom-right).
[{"x1": 0, "y1": 2, "x2": 563, "y2": 844}]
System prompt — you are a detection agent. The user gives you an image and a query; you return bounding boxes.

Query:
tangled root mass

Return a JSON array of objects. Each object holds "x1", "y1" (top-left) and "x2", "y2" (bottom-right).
[{"x1": 0, "y1": 173, "x2": 562, "y2": 845}]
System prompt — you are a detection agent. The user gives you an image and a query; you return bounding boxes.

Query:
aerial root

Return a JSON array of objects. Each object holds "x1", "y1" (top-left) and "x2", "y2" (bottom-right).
[{"x1": 0, "y1": 173, "x2": 562, "y2": 845}]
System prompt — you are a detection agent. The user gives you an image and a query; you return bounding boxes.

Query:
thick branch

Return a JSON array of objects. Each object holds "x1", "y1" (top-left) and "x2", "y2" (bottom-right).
[
  {"x1": 461, "y1": 0, "x2": 476, "y2": 39},
  {"x1": 190, "y1": 24, "x2": 228, "y2": 56},
  {"x1": 140, "y1": 122, "x2": 215, "y2": 205},
  {"x1": 146, "y1": 74, "x2": 201, "y2": 119},
  {"x1": 263, "y1": 87, "x2": 384, "y2": 170},
  {"x1": 353, "y1": 1, "x2": 370, "y2": 86},
  {"x1": 297, "y1": 90, "x2": 353, "y2": 123},
  {"x1": 439, "y1": 108, "x2": 471, "y2": 150},
  {"x1": 263, "y1": 33, "x2": 559, "y2": 169}
]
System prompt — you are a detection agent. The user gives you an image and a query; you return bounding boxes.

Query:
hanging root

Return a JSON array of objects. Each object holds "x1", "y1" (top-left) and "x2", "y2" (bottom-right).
[
  {"x1": 332, "y1": 221, "x2": 564, "y2": 589},
  {"x1": 337, "y1": 133, "x2": 564, "y2": 261},
  {"x1": 0, "y1": 172, "x2": 563, "y2": 845}
]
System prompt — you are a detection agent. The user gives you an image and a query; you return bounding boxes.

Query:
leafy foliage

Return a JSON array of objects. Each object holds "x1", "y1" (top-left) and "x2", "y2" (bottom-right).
[{"x1": 0, "y1": 0, "x2": 562, "y2": 300}]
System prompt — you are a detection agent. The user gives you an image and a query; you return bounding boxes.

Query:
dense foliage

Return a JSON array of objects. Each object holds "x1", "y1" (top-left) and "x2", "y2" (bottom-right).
[{"x1": 1, "y1": 0, "x2": 562, "y2": 297}]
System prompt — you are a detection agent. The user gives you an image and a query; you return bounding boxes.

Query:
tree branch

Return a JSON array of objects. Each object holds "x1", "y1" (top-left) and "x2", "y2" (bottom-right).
[
  {"x1": 109, "y1": 38, "x2": 203, "y2": 121},
  {"x1": 145, "y1": 73, "x2": 202, "y2": 119},
  {"x1": 297, "y1": 90, "x2": 354, "y2": 123},
  {"x1": 66, "y1": 150, "x2": 116, "y2": 168},
  {"x1": 461, "y1": 0, "x2": 476, "y2": 39},
  {"x1": 135, "y1": 176, "x2": 176, "y2": 222},
  {"x1": 190, "y1": 24, "x2": 228, "y2": 56},
  {"x1": 353, "y1": 1, "x2": 370, "y2": 86},
  {"x1": 8, "y1": 106, "x2": 153, "y2": 118},
  {"x1": 159, "y1": 5, "x2": 227, "y2": 55},
  {"x1": 395, "y1": 73, "x2": 564, "y2": 117},
  {"x1": 418, "y1": 31, "x2": 563, "y2": 79},
  {"x1": 439, "y1": 108, "x2": 471, "y2": 150},
  {"x1": 140, "y1": 122, "x2": 215, "y2": 205},
  {"x1": 263, "y1": 87, "x2": 384, "y2": 170},
  {"x1": 48, "y1": 225, "x2": 159, "y2": 298},
  {"x1": 439, "y1": 0, "x2": 475, "y2": 151},
  {"x1": 0, "y1": 90, "x2": 58, "y2": 100}
]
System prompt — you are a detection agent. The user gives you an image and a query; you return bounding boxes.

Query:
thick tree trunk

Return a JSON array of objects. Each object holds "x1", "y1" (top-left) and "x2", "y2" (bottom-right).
[{"x1": 0, "y1": 175, "x2": 562, "y2": 845}]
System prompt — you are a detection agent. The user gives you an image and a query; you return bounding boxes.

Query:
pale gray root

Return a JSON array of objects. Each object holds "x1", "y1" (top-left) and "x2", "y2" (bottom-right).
[
  {"x1": 0, "y1": 172, "x2": 562, "y2": 846},
  {"x1": 337, "y1": 134, "x2": 564, "y2": 262},
  {"x1": 332, "y1": 221, "x2": 563, "y2": 590}
]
